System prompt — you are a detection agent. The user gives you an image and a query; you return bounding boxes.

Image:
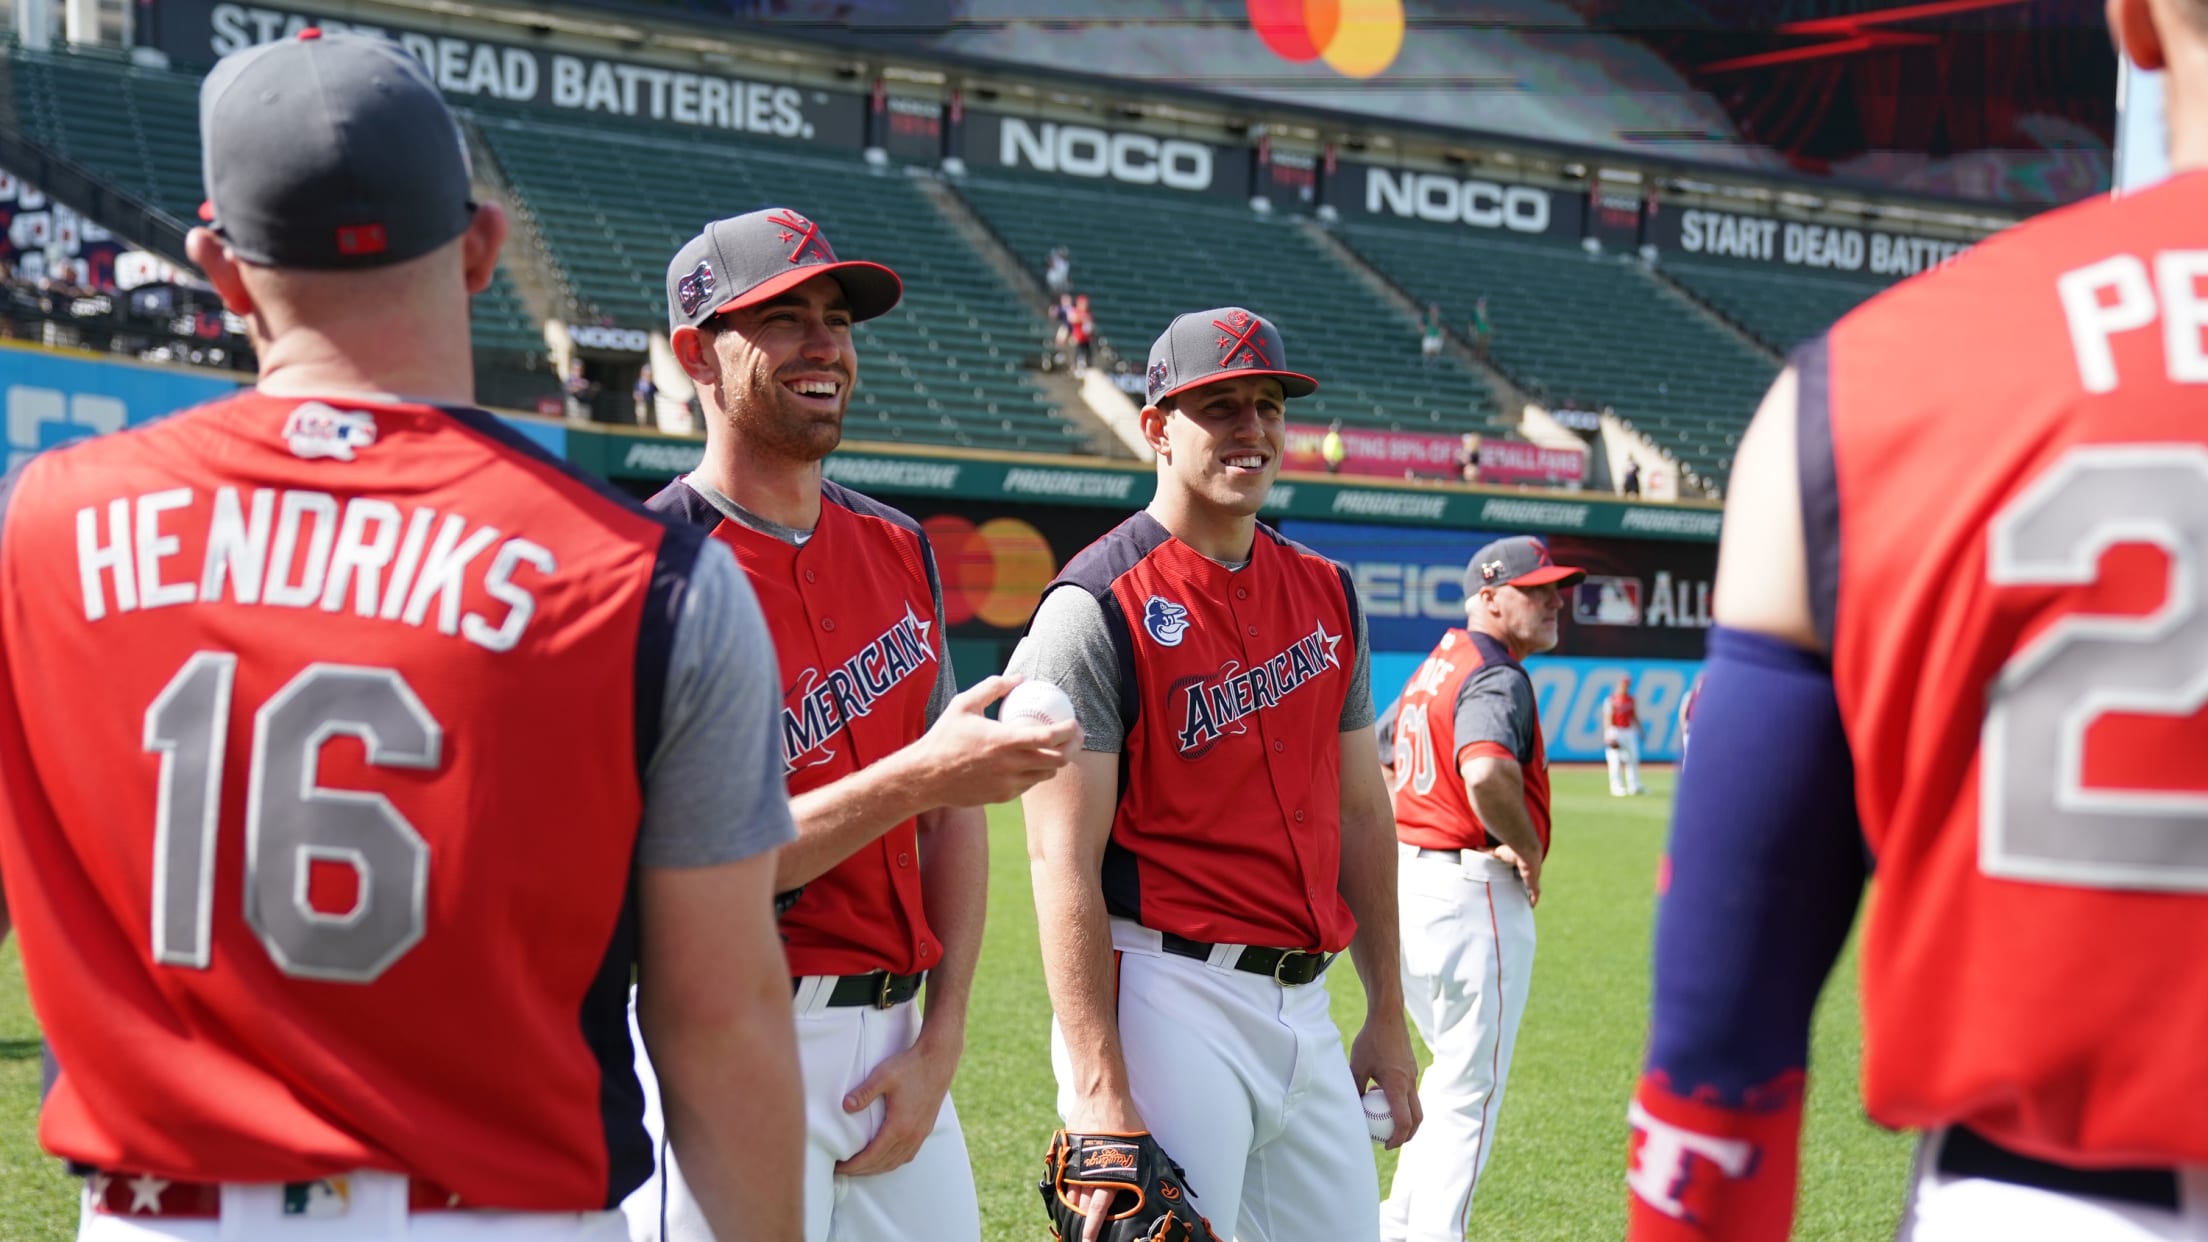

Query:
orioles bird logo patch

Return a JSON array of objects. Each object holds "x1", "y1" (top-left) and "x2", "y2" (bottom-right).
[{"x1": 1144, "y1": 596, "x2": 1191, "y2": 647}]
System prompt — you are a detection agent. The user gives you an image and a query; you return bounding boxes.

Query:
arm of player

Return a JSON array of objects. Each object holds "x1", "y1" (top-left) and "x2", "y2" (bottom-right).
[
  {"x1": 774, "y1": 676, "x2": 1075, "y2": 890},
  {"x1": 1337, "y1": 722, "x2": 1421, "y2": 1149},
  {"x1": 835, "y1": 800, "x2": 987, "y2": 1176},
  {"x1": 1463, "y1": 756, "x2": 1544, "y2": 904},
  {"x1": 1024, "y1": 747, "x2": 1144, "y2": 1133},
  {"x1": 1626, "y1": 364, "x2": 1868, "y2": 1242}
]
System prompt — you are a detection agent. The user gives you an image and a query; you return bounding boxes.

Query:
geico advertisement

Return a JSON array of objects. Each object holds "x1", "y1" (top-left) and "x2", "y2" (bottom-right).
[
  {"x1": 1278, "y1": 520, "x2": 1714, "y2": 661},
  {"x1": 1369, "y1": 651, "x2": 1699, "y2": 764}
]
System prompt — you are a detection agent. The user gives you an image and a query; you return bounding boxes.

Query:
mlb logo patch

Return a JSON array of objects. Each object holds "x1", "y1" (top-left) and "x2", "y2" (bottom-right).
[
  {"x1": 1143, "y1": 595, "x2": 1190, "y2": 647},
  {"x1": 677, "y1": 260, "x2": 716, "y2": 317},
  {"x1": 282, "y1": 403, "x2": 378, "y2": 462},
  {"x1": 281, "y1": 1177, "x2": 350, "y2": 1218},
  {"x1": 1575, "y1": 575, "x2": 1643, "y2": 626}
]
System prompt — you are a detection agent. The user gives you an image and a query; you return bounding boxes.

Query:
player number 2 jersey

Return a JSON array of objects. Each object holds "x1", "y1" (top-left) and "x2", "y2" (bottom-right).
[{"x1": 1812, "y1": 169, "x2": 2208, "y2": 1167}]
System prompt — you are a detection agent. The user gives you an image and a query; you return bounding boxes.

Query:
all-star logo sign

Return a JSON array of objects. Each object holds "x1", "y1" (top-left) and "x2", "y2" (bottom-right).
[
  {"x1": 769, "y1": 210, "x2": 834, "y2": 265},
  {"x1": 282, "y1": 402, "x2": 377, "y2": 461},
  {"x1": 1171, "y1": 621, "x2": 1342, "y2": 758},
  {"x1": 781, "y1": 604, "x2": 936, "y2": 773},
  {"x1": 1214, "y1": 309, "x2": 1272, "y2": 369},
  {"x1": 676, "y1": 260, "x2": 715, "y2": 317}
]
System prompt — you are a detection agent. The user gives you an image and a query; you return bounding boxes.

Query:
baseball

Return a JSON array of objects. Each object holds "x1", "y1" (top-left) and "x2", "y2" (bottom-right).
[
  {"x1": 1362, "y1": 1086, "x2": 1394, "y2": 1143},
  {"x1": 1001, "y1": 679, "x2": 1075, "y2": 728}
]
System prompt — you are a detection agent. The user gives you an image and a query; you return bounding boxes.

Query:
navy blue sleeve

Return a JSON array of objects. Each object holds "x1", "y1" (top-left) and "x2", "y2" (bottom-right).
[{"x1": 1646, "y1": 626, "x2": 1866, "y2": 1104}]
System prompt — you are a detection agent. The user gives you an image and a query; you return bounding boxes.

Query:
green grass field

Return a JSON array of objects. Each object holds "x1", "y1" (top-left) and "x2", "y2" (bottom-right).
[{"x1": 0, "y1": 767, "x2": 1911, "y2": 1239}]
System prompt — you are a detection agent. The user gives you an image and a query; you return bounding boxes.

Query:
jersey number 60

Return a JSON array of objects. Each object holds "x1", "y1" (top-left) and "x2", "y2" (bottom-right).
[{"x1": 144, "y1": 655, "x2": 439, "y2": 983}]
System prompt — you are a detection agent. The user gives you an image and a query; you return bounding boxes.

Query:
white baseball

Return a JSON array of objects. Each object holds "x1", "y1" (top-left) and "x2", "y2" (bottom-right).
[
  {"x1": 1001, "y1": 680, "x2": 1075, "y2": 728},
  {"x1": 1362, "y1": 1086, "x2": 1394, "y2": 1143}
]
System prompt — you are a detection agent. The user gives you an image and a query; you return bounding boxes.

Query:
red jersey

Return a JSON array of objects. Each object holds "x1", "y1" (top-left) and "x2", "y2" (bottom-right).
[
  {"x1": 0, "y1": 392, "x2": 689, "y2": 1206},
  {"x1": 1391, "y1": 629, "x2": 1551, "y2": 856},
  {"x1": 1047, "y1": 514, "x2": 1358, "y2": 952},
  {"x1": 649, "y1": 478, "x2": 942, "y2": 976},
  {"x1": 1813, "y1": 170, "x2": 2208, "y2": 1167},
  {"x1": 1609, "y1": 693, "x2": 1639, "y2": 729}
]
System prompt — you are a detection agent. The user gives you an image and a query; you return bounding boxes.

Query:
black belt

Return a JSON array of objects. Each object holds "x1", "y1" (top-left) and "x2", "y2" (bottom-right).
[
  {"x1": 1936, "y1": 1126, "x2": 2180, "y2": 1211},
  {"x1": 1159, "y1": 933, "x2": 1333, "y2": 986},
  {"x1": 795, "y1": 970, "x2": 925, "y2": 1009}
]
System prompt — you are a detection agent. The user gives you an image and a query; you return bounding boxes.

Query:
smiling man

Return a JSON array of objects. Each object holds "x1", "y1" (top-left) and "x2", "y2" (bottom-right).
[
  {"x1": 626, "y1": 208, "x2": 1078, "y2": 1242},
  {"x1": 1012, "y1": 307, "x2": 1421, "y2": 1242}
]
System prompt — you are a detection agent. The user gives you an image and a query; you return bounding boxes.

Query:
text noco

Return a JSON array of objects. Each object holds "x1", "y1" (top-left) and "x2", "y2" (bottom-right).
[
  {"x1": 999, "y1": 119, "x2": 1213, "y2": 191},
  {"x1": 1365, "y1": 170, "x2": 1551, "y2": 235}
]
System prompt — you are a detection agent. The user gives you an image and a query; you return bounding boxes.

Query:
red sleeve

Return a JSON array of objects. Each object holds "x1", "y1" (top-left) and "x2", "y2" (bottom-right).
[
  {"x1": 1627, "y1": 1072, "x2": 1804, "y2": 1241},
  {"x1": 1455, "y1": 739, "x2": 1514, "y2": 766}
]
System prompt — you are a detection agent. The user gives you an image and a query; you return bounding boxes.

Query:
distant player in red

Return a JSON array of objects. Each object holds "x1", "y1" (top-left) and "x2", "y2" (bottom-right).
[
  {"x1": 628, "y1": 207, "x2": 1076, "y2": 1242},
  {"x1": 1015, "y1": 307, "x2": 1420, "y2": 1242},
  {"x1": 1627, "y1": 2, "x2": 2208, "y2": 1238},
  {"x1": 1603, "y1": 676, "x2": 1645, "y2": 796},
  {"x1": 0, "y1": 32, "x2": 801, "y2": 1242},
  {"x1": 1677, "y1": 673, "x2": 1703, "y2": 764}
]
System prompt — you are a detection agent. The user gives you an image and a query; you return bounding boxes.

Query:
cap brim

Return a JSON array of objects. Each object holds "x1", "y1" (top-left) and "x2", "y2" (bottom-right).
[
  {"x1": 712, "y1": 260, "x2": 904, "y2": 323},
  {"x1": 1512, "y1": 565, "x2": 1587, "y2": 588},
  {"x1": 1154, "y1": 369, "x2": 1320, "y2": 405}
]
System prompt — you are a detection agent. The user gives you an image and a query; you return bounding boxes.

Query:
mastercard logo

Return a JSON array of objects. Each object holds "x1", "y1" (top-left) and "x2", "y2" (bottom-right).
[
  {"x1": 1247, "y1": 0, "x2": 1405, "y2": 79},
  {"x1": 924, "y1": 515, "x2": 1059, "y2": 630}
]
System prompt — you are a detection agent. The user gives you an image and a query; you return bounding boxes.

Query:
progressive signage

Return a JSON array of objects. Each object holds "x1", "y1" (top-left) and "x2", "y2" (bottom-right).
[
  {"x1": 564, "y1": 425, "x2": 1722, "y2": 542},
  {"x1": 1650, "y1": 203, "x2": 1975, "y2": 279},
  {"x1": 1335, "y1": 160, "x2": 1584, "y2": 242},
  {"x1": 147, "y1": 0, "x2": 869, "y2": 147},
  {"x1": 963, "y1": 111, "x2": 1252, "y2": 199}
]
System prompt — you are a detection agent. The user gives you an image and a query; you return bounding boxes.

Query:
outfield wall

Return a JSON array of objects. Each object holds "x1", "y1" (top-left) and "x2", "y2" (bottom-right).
[{"x1": 0, "y1": 345, "x2": 1707, "y2": 760}]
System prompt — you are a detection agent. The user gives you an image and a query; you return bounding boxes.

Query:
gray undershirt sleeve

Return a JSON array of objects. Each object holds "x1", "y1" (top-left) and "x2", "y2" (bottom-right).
[
  {"x1": 1005, "y1": 587, "x2": 1126, "y2": 754},
  {"x1": 638, "y1": 537, "x2": 798, "y2": 868},
  {"x1": 1338, "y1": 600, "x2": 1375, "y2": 732},
  {"x1": 1452, "y1": 664, "x2": 1538, "y2": 766},
  {"x1": 1375, "y1": 692, "x2": 1401, "y2": 765}
]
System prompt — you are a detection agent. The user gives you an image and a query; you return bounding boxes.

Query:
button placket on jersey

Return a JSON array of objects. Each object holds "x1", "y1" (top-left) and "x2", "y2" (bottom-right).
[{"x1": 1231, "y1": 559, "x2": 1325, "y2": 919}]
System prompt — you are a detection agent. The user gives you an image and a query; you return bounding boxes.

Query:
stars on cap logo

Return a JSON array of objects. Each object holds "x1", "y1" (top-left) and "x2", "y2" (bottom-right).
[
  {"x1": 1147, "y1": 360, "x2": 1171, "y2": 398},
  {"x1": 677, "y1": 260, "x2": 716, "y2": 317},
  {"x1": 1481, "y1": 559, "x2": 1505, "y2": 582},
  {"x1": 767, "y1": 210, "x2": 832, "y2": 265},
  {"x1": 1213, "y1": 309, "x2": 1270, "y2": 369}
]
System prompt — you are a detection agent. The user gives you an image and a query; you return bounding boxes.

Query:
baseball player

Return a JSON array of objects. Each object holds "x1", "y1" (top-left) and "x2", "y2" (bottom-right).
[
  {"x1": 1676, "y1": 673, "x2": 1702, "y2": 765},
  {"x1": 0, "y1": 31, "x2": 802, "y2": 1242},
  {"x1": 628, "y1": 207, "x2": 1078, "y2": 1242},
  {"x1": 1380, "y1": 536, "x2": 1582, "y2": 1242},
  {"x1": 1603, "y1": 676, "x2": 1645, "y2": 796},
  {"x1": 1627, "y1": 3, "x2": 2208, "y2": 1238},
  {"x1": 1015, "y1": 307, "x2": 1421, "y2": 1242}
]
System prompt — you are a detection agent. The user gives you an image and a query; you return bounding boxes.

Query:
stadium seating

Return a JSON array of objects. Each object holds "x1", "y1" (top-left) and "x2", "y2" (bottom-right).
[
  {"x1": 955, "y1": 170, "x2": 1505, "y2": 439},
  {"x1": 1659, "y1": 260, "x2": 1887, "y2": 355},
  {"x1": 1338, "y1": 220, "x2": 1776, "y2": 486},
  {"x1": 469, "y1": 107, "x2": 1088, "y2": 455}
]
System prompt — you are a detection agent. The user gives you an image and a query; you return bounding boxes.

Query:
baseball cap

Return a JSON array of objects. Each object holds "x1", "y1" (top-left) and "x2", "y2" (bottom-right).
[
  {"x1": 1465, "y1": 536, "x2": 1586, "y2": 594},
  {"x1": 666, "y1": 208, "x2": 902, "y2": 332},
  {"x1": 1144, "y1": 306, "x2": 1318, "y2": 407},
  {"x1": 198, "y1": 30, "x2": 476, "y2": 270}
]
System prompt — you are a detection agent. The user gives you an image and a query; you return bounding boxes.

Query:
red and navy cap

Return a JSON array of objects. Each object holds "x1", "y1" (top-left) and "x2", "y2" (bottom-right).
[
  {"x1": 1144, "y1": 306, "x2": 1318, "y2": 407},
  {"x1": 666, "y1": 208, "x2": 902, "y2": 331},
  {"x1": 1465, "y1": 536, "x2": 1586, "y2": 594},
  {"x1": 198, "y1": 30, "x2": 475, "y2": 270}
]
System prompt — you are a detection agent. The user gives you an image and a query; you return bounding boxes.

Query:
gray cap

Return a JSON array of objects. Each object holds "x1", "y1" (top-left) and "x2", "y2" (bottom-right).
[
  {"x1": 1144, "y1": 306, "x2": 1317, "y2": 406},
  {"x1": 1465, "y1": 535, "x2": 1586, "y2": 596},
  {"x1": 667, "y1": 208, "x2": 902, "y2": 332},
  {"x1": 198, "y1": 30, "x2": 475, "y2": 270}
]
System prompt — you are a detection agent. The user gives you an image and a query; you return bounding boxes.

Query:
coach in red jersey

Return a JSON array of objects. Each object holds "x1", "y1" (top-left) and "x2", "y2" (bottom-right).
[
  {"x1": 0, "y1": 31, "x2": 801, "y2": 1242},
  {"x1": 1014, "y1": 307, "x2": 1420, "y2": 1241},
  {"x1": 1626, "y1": 3, "x2": 2208, "y2": 1239},
  {"x1": 1380, "y1": 535, "x2": 1580, "y2": 1242},
  {"x1": 631, "y1": 208, "x2": 1077, "y2": 1242}
]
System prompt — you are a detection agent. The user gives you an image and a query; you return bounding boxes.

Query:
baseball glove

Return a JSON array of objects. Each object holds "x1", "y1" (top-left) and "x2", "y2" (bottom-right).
[{"x1": 1039, "y1": 1130, "x2": 1220, "y2": 1242}]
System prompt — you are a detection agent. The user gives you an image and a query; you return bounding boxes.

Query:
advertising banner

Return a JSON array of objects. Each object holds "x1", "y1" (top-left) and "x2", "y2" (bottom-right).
[
  {"x1": 1332, "y1": 160, "x2": 1584, "y2": 244},
  {"x1": 1584, "y1": 179, "x2": 1646, "y2": 252},
  {"x1": 1279, "y1": 519, "x2": 1714, "y2": 661},
  {"x1": 1283, "y1": 422, "x2": 1459, "y2": 480},
  {"x1": 874, "y1": 83, "x2": 946, "y2": 164},
  {"x1": 146, "y1": 0, "x2": 869, "y2": 147},
  {"x1": 1647, "y1": 202, "x2": 1971, "y2": 280},
  {"x1": 892, "y1": 497, "x2": 1123, "y2": 640},
  {"x1": 963, "y1": 111, "x2": 1253, "y2": 199},
  {"x1": 1368, "y1": 651, "x2": 1699, "y2": 764},
  {"x1": 1474, "y1": 439, "x2": 1586, "y2": 488},
  {"x1": 564, "y1": 425, "x2": 1723, "y2": 541}
]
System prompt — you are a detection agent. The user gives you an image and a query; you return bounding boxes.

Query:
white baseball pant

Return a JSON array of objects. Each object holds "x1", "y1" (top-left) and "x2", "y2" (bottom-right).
[
  {"x1": 622, "y1": 981, "x2": 979, "y2": 1242},
  {"x1": 77, "y1": 1172, "x2": 627, "y2": 1241},
  {"x1": 1055, "y1": 920, "x2": 1379, "y2": 1242},
  {"x1": 1895, "y1": 1130, "x2": 2208, "y2": 1242},
  {"x1": 1605, "y1": 727, "x2": 1643, "y2": 795},
  {"x1": 1380, "y1": 846, "x2": 1536, "y2": 1242}
]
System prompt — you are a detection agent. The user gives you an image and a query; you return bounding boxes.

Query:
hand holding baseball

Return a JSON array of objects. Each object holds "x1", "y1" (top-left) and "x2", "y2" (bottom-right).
[{"x1": 911, "y1": 674, "x2": 1080, "y2": 806}]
